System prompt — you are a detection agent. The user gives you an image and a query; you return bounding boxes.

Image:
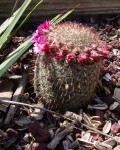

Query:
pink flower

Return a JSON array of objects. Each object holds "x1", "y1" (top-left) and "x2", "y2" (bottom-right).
[
  {"x1": 38, "y1": 20, "x2": 50, "y2": 31},
  {"x1": 66, "y1": 53, "x2": 75, "y2": 63},
  {"x1": 33, "y1": 43, "x2": 49, "y2": 53},
  {"x1": 32, "y1": 21, "x2": 51, "y2": 43},
  {"x1": 32, "y1": 30, "x2": 42, "y2": 42},
  {"x1": 33, "y1": 37, "x2": 49, "y2": 53},
  {"x1": 33, "y1": 43, "x2": 40, "y2": 53},
  {"x1": 55, "y1": 52, "x2": 63, "y2": 60},
  {"x1": 78, "y1": 53, "x2": 88, "y2": 63}
]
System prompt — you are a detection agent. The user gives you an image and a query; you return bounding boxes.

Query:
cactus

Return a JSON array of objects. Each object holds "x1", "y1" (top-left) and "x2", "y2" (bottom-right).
[{"x1": 32, "y1": 21, "x2": 110, "y2": 110}]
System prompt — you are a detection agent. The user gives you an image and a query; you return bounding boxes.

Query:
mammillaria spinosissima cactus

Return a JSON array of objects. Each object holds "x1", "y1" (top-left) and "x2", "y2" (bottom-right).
[{"x1": 32, "y1": 21, "x2": 110, "y2": 110}]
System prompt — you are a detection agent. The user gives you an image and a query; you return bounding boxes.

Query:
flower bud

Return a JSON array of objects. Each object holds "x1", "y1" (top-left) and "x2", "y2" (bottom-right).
[
  {"x1": 102, "y1": 50, "x2": 110, "y2": 56},
  {"x1": 55, "y1": 52, "x2": 63, "y2": 60},
  {"x1": 62, "y1": 47, "x2": 69, "y2": 55},
  {"x1": 66, "y1": 53, "x2": 75, "y2": 63},
  {"x1": 78, "y1": 53, "x2": 88, "y2": 63},
  {"x1": 73, "y1": 49, "x2": 80, "y2": 55},
  {"x1": 91, "y1": 44, "x2": 98, "y2": 50},
  {"x1": 49, "y1": 44, "x2": 58, "y2": 53},
  {"x1": 84, "y1": 47, "x2": 91, "y2": 55},
  {"x1": 90, "y1": 51, "x2": 100, "y2": 61}
]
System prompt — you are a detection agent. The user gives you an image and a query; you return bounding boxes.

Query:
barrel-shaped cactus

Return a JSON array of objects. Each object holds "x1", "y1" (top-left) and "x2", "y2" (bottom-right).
[{"x1": 32, "y1": 21, "x2": 110, "y2": 110}]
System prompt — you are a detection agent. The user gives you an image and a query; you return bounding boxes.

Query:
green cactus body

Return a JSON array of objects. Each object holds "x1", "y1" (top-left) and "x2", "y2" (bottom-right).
[{"x1": 33, "y1": 22, "x2": 105, "y2": 110}]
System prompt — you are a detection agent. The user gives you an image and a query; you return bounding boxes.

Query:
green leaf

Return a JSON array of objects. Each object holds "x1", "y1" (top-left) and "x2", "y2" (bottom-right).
[
  {"x1": 0, "y1": 0, "x2": 33, "y2": 49},
  {"x1": 6, "y1": 37, "x2": 32, "y2": 60},
  {"x1": 0, "y1": 38, "x2": 32, "y2": 77},
  {"x1": 0, "y1": 9, "x2": 20, "y2": 36},
  {"x1": 12, "y1": 0, "x2": 44, "y2": 37},
  {"x1": 50, "y1": 14, "x2": 62, "y2": 25},
  {"x1": 54, "y1": 8, "x2": 75, "y2": 24}
]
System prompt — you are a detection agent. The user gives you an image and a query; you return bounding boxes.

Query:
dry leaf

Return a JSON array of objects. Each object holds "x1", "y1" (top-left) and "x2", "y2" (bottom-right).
[
  {"x1": 0, "y1": 79, "x2": 13, "y2": 112},
  {"x1": 78, "y1": 138, "x2": 94, "y2": 148},
  {"x1": 109, "y1": 102, "x2": 119, "y2": 110},
  {"x1": 0, "y1": 79, "x2": 13, "y2": 100},
  {"x1": 103, "y1": 121, "x2": 112, "y2": 134},
  {"x1": 91, "y1": 119, "x2": 101, "y2": 127},
  {"x1": 15, "y1": 116, "x2": 32, "y2": 126},
  {"x1": 103, "y1": 86, "x2": 111, "y2": 95},
  {"x1": 113, "y1": 145, "x2": 120, "y2": 150},
  {"x1": 94, "y1": 141, "x2": 112, "y2": 150},
  {"x1": 49, "y1": 129, "x2": 54, "y2": 139},
  {"x1": 47, "y1": 122, "x2": 74, "y2": 150},
  {"x1": 63, "y1": 140, "x2": 70, "y2": 150},
  {"x1": 64, "y1": 111, "x2": 82, "y2": 122},
  {"x1": 82, "y1": 132, "x2": 91, "y2": 142},
  {"x1": 55, "y1": 128, "x2": 62, "y2": 135},
  {"x1": 88, "y1": 103, "x2": 108, "y2": 110},
  {"x1": 114, "y1": 88, "x2": 120, "y2": 101},
  {"x1": 102, "y1": 138, "x2": 116, "y2": 147},
  {"x1": 114, "y1": 136, "x2": 120, "y2": 143},
  {"x1": 81, "y1": 131, "x2": 86, "y2": 137},
  {"x1": 102, "y1": 73, "x2": 112, "y2": 81},
  {"x1": 62, "y1": 120, "x2": 69, "y2": 127},
  {"x1": 23, "y1": 133, "x2": 32, "y2": 143},
  {"x1": 0, "y1": 104, "x2": 8, "y2": 112},
  {"x1": 67, "y1": 134, "x2": 74, "y2": 142},
  {"x1": 111, "y1": 113, "x2": 119, "y2": 120},
  {"x1": 90, "y1": 116, "x2": 100, "y2": 120},
  {"x1": 88, "y1": 98, "x2": 108, "y2": 110},
  {"x1": 30, "y1": 108, "x2": 44, "y2": 120},
  {"x1": 69, "y1": 139, "x2": 79, "y2": 149},
  {"x1": 83, "y1": 113, "x2": 93, "y2": 126},
  {"x1": 33, "y1": 143, "x2": 48, "y2": 150},
  {"x1": 24, "y1": 144, "x2": 31, "y2": 150}
]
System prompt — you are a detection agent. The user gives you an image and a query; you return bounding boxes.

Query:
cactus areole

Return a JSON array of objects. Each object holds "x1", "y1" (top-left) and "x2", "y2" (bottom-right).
[{"x1": 32, "y1": 21, "x2": 110, "y2": 110}]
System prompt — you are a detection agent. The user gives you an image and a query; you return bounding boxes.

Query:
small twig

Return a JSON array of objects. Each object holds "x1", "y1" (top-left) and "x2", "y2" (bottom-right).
[
  {"x1": 4, "y1": 73, "x2": 28, "y2": 125},
  {"x1": 0, "y1": 99, "x2": 72, "y2": 122}
]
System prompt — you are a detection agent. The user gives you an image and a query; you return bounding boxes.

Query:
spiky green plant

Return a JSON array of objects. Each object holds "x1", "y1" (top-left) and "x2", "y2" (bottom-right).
[{"x1": 33, "y1": 22, "x2": 110, "y2": 110}]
